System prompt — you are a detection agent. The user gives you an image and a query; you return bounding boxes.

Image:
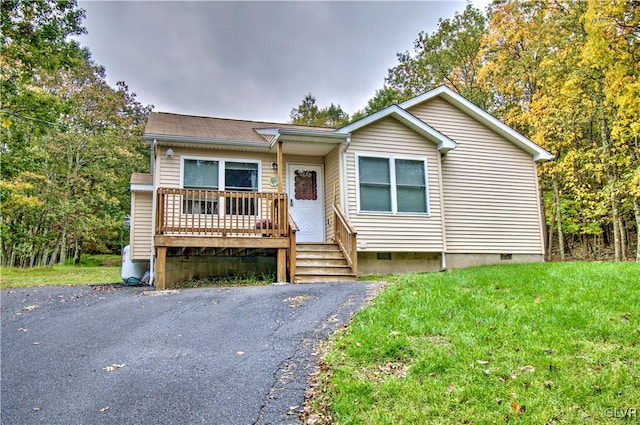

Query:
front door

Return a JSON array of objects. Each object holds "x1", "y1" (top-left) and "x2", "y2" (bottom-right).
[{"x1": 288, "y1": 163, "x2": 324, "y2": 243}]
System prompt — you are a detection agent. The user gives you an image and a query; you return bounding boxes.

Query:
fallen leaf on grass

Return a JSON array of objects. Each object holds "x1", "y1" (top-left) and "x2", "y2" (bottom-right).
[
  {"x1": 103, "y1": 363, "x2": 125, "y2": 372},
  {"x1": 477, "y1": 360, "x2": 490, "y2": 365},
  {"x1": 520, "y1": 365, "x2": 536, "y2": 372},
  {"x1": 511, "y1": 400, "x2": 526, "y2": 416}
]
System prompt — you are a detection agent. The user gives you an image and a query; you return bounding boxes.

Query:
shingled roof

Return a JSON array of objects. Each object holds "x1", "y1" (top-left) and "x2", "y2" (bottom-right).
[{"x1": 144, "y1": 112, "x2": 334, "y2": 142}]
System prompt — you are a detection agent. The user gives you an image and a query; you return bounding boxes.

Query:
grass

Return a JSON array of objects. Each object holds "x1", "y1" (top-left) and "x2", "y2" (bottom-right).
[
  {"x1": 306, "y1": 262, "x2": 640, "y2": 424},
  {"x1": 1, "y1": 254, "x2": 122, "y2": 289}
]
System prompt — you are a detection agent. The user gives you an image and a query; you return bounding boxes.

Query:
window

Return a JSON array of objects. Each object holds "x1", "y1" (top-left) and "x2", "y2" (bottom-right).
[
  {"x1": 357, "y1": 155, "x2": 428, "y2": 214},
  {"x1": 181, "y1": 158, "x2": 260, "y2": 215},
  {"x1": 224, "y1": 162, "x2": 258, "y2": 215},
  {"x1": 183, "y1": 159, "x2": 218, "y2": 214}
]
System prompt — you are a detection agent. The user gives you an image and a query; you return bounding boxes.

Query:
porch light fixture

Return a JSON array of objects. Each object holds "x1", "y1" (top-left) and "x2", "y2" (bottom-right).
[
  {"x1": 271, "y1": 162, "x2": 278, "y2": 170},
  {"x1": 165, "y1": 148, "x2": 174, "y2": 158}
]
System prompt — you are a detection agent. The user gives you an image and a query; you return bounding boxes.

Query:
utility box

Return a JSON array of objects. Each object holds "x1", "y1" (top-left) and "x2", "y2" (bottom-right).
[{"x1": 121, "y1": 245, "x2": 147, "y2": 282}]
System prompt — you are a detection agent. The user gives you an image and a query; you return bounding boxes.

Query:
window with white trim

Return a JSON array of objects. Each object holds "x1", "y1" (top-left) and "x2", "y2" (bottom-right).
[
  {"x1": 357, "y1": 155, "x2": 429, "y2": 214},
  {"x1": 182, "y1": 158, "x2": 259, "y2": 215}
]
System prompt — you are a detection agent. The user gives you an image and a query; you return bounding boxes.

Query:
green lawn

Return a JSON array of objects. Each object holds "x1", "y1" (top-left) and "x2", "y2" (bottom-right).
[
  {"x1": 306, "y1": 262, "x2": 640, "y2": 424},
  {"x1": 1, "y1": 255, "x2": 122, "y2": 289}
]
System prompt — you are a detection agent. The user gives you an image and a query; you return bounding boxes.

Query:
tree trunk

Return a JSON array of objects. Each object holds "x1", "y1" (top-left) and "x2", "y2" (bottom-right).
[
  {"x1": 611, "y1": 188, "x2": 622, "y2": 261},
  {"x1": 617, "y1": 214, "x2": 626, "y2": 261},
  {"x1": 59, "y1": 227, "x2": 67, "y2": 266},
  {"x1": 634, "y1": 197, "x2": 640, "y2": 262},
  {"x1": 547, "y1": 208, "x2": 555, "y2": 260},
  {"x1": 553, "y1": 177, "x2": 565, "y2": 261}
]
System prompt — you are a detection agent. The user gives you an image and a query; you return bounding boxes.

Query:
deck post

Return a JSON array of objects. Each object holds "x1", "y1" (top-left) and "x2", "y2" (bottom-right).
[
  {"x1": 277, "y1": 141, "x2": 283, "y2": 193},
  {"x1": 277, "y1": 248, "x2": 287, "y2": 283},
  {"x1": 156, "y1": 246, "x2": 167, "y2": 290}
]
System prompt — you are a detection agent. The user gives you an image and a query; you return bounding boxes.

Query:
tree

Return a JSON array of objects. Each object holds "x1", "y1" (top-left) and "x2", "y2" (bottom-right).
[
  {"x1": 386, "y1": 4, "x2": 488, "y2": 108},
  {"x1": 289, "y1": 93, "x2": 350, "y2": 127},
  {"x1": 1, "y1": 0, "x2": 152, "y2": 267}
]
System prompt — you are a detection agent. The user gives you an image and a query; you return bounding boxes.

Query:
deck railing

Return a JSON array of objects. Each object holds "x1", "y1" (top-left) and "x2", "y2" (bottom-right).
[
  {"x1": 333, "y1": 205, "x2": 358, "y2": 275},
  {"x1": 156, "y1": 188, "x2": 289, "y2": 237}
]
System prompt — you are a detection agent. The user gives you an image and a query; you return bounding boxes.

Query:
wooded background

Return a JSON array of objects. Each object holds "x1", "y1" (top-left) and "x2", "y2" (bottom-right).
[{"x1": 2, "y1": 0, "x2": 638, "y2": 267}]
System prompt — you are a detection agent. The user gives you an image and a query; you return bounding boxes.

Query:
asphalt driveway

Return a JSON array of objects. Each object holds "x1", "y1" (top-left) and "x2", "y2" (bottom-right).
[{"x1": 1, "y1": 281, "x2": 380, "y2": 424}]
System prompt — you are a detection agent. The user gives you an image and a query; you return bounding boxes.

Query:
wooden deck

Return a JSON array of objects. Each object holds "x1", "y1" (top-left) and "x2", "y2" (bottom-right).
[{"x1": 153, "y1": 188, "x2": 356, "y2": 289}]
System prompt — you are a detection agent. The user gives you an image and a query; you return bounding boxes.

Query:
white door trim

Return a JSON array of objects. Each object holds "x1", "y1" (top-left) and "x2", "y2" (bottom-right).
[{"x1": 287, "y1": 163, "x2": 325, "y2": 243}]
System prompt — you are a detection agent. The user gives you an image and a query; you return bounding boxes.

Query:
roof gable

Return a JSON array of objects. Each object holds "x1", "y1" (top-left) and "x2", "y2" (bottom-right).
[
  {"x1": 336, "y1": 105, "x2": 457, "y2": 153},
  {"x1": 399, "y1": 86, "x2": 554, "y2": 162}
]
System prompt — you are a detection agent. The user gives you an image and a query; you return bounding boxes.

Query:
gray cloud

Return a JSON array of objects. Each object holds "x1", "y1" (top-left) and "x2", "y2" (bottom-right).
[{"x1": 79, "y1": 1, "x2": 467, "y2": 122}]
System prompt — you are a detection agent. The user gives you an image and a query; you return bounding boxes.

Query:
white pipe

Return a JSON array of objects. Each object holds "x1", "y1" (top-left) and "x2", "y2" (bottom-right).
[{"x1": 441, "y1": 251, "x2": 447, "y2": 271}]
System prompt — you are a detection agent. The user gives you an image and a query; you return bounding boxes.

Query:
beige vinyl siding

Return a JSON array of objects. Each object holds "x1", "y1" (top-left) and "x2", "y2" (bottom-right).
[
  {"x1": 324, "y1": 146, "x2": 341, "y2": 241},
  {"x1": 130, "y1": 191, "x2": 152, "y2": 260},
  {"x1": 157, "y1": 146, "x2": 279, "y2": 191},
  {"x1": 407, "y1": 97, "x2": 544, "y2": 254},
  {"x1": 157, "y1": 146, "x2": 323, "y2": 193},
  {"x1": 347, "y1": 117, "x2": 444, "y2": 252}
]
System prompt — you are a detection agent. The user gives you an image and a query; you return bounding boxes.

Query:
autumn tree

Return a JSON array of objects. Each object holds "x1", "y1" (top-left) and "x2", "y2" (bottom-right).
[{"x1": 1, "y1": 0, "x2": 151, "y2": 267}]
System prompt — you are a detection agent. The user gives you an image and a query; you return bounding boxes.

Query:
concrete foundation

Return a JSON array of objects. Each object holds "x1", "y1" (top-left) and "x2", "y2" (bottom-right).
[
  {"x1": 445, "y1": 253, "x2": 545, "y2": 269},
  {"x1": 165, "y1": 255, "x2": 276, "y2": 288},
  {"x1": 358, "y1": 252, "x2": 441, "y2": 275}
]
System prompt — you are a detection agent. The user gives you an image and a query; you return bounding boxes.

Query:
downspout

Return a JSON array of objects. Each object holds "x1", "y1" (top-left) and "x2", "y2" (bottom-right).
[
  {"x1": 439, "y1": 151, "x2": 448, "y2": 272},
  {"x1": 149, "y1": 139, "x2": 157, "y2": 286}
]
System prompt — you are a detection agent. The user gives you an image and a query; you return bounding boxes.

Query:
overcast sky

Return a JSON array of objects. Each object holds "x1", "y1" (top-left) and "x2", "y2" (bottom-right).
[{"x1": 77, "y1": 1, "x2": 487, "y2": 123}]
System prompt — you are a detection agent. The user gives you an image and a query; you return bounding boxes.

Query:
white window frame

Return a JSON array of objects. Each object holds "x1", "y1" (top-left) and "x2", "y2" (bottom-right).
[
  {"x1": 180, "y1": 155, "x2": 262, "y2": 216},
  {"x1": 180, "y1": 155, "x2": 262, "y2": 192},
  {"x1": 355, "y1": 152, "x2": 430, "y2": 216}
]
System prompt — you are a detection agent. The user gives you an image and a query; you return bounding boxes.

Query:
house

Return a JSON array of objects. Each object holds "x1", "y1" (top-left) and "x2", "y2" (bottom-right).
[{"x1": 129, "y1": 86, "x2": 553, "y2": 289}]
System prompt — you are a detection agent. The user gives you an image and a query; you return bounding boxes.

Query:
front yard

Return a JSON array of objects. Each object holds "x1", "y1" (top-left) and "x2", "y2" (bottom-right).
[{"x1": 305, "y1": 262, "x2": 640, "y2": 424}]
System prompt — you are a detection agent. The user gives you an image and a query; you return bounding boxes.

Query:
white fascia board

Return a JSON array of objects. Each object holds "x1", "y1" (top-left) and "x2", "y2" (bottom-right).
[
  {"x1": 335, "y1": 105, "x2": 457, "y2": 153},
  {"x1": 400, "y1": 86, "x2": 554, "y2": 162},
  {"x1": 130, "y1": 184, "x2": 153, "y2": 192},
  {"x1": 142, "y1": 133, "x2": 271, "y2": 150},
  {"x1": 278, "y1": 128, "x2": 348, "y2": 140},
  {"x1": 254, "y1": 128, "x2": 280, "y2": 136}
]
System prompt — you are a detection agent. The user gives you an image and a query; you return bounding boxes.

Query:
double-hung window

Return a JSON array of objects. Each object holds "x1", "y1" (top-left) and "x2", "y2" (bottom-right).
[
  {"x1": 357, "y1": 155, "x2": 429, "y2": 214},
  {"x1": 182, "y1": 158, "x2": 259, "y2": 215},
  {"x1": 183, "y1": 159, "x2": 218, "y2": 214}
]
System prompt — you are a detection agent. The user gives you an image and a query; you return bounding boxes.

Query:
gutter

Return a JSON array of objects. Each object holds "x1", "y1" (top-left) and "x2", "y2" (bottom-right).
[{"x1": 143, "y1": 133, "x2": 271, "y2": 150}]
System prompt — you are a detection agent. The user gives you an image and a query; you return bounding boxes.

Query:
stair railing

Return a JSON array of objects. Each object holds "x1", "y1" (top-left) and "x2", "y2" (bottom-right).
[{"x1": 332, "y1": 205, "x2": 357, "y2": 276}]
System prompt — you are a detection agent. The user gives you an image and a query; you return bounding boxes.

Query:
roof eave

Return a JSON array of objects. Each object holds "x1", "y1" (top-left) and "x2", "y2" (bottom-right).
[{"x1": 142, "y1": 133, "x2": 270, "y2": 150}]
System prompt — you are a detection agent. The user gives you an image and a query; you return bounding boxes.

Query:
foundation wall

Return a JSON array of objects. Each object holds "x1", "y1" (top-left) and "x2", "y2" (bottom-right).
[
  {"x1": 445, "y1": 253, "x2": 545, "y2": 269},
  {"x1": 358, "y1": 252, "x2": 441, "y2": 275}
]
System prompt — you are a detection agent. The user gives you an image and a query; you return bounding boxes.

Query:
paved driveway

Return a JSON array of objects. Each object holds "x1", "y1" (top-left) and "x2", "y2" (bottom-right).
[{"x1": 1, "y1": 282, "x2": 380, "y2": 424}]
